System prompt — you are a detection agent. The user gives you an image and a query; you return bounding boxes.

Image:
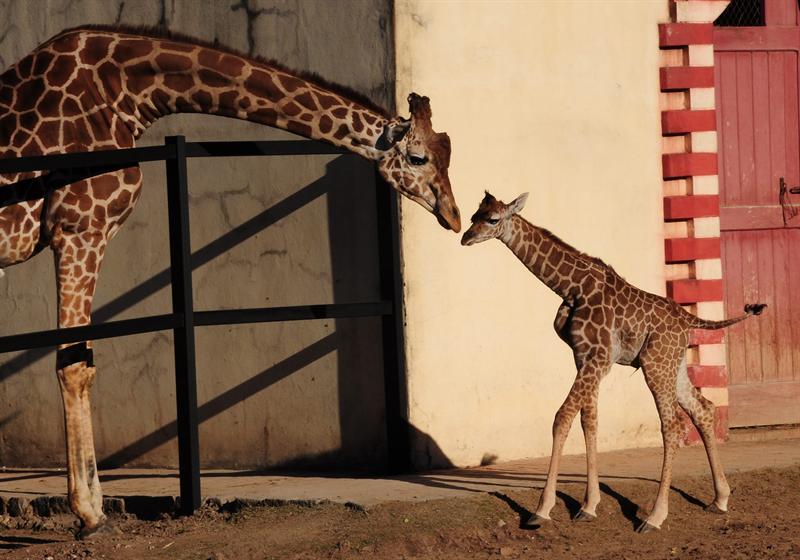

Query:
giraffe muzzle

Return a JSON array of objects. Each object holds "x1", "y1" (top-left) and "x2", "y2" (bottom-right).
[
  {"x1": 434, "y1": 196, "x2": 461, "y2": 233},
  {"x1": 436, "y1": 205, "x2": 462, "y2": 233},
  {"x1": 460, "y1": 229, "x2": 476, "y2": 246}
]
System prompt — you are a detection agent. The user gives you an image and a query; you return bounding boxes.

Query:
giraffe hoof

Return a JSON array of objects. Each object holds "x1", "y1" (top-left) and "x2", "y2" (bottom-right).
[
  {"x1": 77, "y1": 520, "x2": 121, "y2": 540},
  {"x1": 705, "y1": 503, "x2": 727, "y2": 515},
  {"x1": 520, "y1": 513, "x2": 549, "y2": 530},
  {"x1": 572, "y1": 509, "x2": 596, "y2": 522},
  {"x1": 635, "y1": 521, "x2": 659, "y2": 534}
]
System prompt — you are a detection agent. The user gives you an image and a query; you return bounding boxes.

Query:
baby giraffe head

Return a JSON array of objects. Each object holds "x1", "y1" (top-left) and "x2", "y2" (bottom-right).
[{"x1": 461, "y1": 191, "x2": 529, "y2": 246}]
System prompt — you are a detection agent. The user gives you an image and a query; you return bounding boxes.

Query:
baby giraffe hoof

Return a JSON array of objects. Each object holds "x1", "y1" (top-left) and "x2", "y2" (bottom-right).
[
  {"x1": 521, "y1": 513, "x2": 549, "y2": 530},
  {"x1": 572, "y1": 509, "x2": 596, "y2": 522},
  {"x1": 635, "y1": 521, "x2": 660, "y2": 534},
  {"x1": 705, "y1": 503, "x2": 727, "y2": 515},
  {"x1": 78, "y1": 521, "x2": 120, "y2": 540}
]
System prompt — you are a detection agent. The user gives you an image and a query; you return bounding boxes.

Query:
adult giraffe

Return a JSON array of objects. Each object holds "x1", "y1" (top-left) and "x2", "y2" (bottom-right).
[{"x1": 0, "y1": 25, "x2": 461, "y2": 537}]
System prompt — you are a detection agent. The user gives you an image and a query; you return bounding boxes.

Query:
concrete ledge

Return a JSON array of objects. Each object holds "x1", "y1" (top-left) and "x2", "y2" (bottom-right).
[{"x1": 1, "y1": 438, "x2": 797, "y2": 521}]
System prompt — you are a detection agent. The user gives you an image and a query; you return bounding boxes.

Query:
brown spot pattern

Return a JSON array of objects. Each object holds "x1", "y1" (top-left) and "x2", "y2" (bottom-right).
[
  {"x1": 155, "y1": 53, "x2": 193, "y2": 72},
  {"x1": 198, "y1": 68, "x2": 229, "y2": 88},
  {"x1": 164, "y1": 73, "x2": 195, "y2": 93},
  {"x1": 318, "y1": 115, "x2": 333, "y2": 133},
  {"x1": 192, "y1": 90, "x2": 213, "y2": 110},
  {"x1": 80, "y1": 37, "x2": 113, "y2": 66},
  {"x1": 14, "y1": 79, "x2": 46, "y2": 112},
  {"x1": 47, "y1": 55, "x2": 77, "y2": 87},
  {"x1": 244, "y1": 70, "x2": 283, "y2": 102},
  {"x1": 333, "y1": 124, "x2": 349, "y2": 140},
  {"x1": 112, "y1": 39, "x2": 153, "y2": 63},
  {"x1": 33, "y1": 51, "x2": 55, "y2": 76},
  {"x1": 351, "y1": 112, "x2": 363, "y2": 132},
  {"x1": 282, "y1": 101, "x2": 302, "y2": 117},
  {"x1": 294, "y1": 91, "x2": 317, "y2": 111},
  {"x1": 124, "y1": 61, "x2": 156, "y2": 94}
]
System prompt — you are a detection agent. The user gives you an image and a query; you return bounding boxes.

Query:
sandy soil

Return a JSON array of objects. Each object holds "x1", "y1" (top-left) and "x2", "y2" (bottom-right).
[{"x1": 1, "y1": 465, "x2": 798, "y2": 560}]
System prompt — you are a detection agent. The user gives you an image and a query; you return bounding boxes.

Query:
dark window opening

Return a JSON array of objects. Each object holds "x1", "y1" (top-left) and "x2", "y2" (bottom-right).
[{"x1": 714, "y1": 0, "x2": 765, "y2": 27}]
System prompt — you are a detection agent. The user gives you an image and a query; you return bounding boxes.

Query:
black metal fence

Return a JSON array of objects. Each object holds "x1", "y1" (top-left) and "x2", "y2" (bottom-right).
[{"x1": 0, "y1": 136, "x2": 408, "y2": 514}]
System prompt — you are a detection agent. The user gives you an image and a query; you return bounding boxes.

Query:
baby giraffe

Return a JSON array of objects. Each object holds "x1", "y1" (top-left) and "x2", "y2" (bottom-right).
[{"x1": 461, "y1": 191, "x2": 765, "y2": 533}]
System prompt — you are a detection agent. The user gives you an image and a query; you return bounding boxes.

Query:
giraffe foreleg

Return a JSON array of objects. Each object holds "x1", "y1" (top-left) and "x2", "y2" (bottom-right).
[
  {"x1": 576, "y1": 389, "x2": 601, "y2": 521},
  {"x1": 57, "y1": 354, "x2": 107, "y2": 535},
  {"x1": 527, "y1": 363, "x2": 605, "y2": 527},
  {"x1": 47, "y1": 168, "x2": 141, "y2": 536},
  {"x1": 676, "y1": 356, "x2": 730, "y2": 513},
  {"x1": 53, "y1": 232, "x2": 113, "y2": 537}
]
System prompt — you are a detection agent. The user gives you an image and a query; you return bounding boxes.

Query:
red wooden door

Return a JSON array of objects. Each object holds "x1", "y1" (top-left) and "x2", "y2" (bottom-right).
[{"x1": 714, "y1": 0, "x2": 800, "y2": 427}]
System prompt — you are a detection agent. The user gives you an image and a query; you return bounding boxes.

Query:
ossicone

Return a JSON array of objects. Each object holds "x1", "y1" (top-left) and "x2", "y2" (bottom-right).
[{"x1": 408, "y1": 92, "x2": 432, "y2": 123}]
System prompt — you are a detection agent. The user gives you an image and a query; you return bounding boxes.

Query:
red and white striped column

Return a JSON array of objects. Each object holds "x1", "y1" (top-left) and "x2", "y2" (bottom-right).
[{"x1": 659, "y1": 0, "x2": 731, "y2": 444}]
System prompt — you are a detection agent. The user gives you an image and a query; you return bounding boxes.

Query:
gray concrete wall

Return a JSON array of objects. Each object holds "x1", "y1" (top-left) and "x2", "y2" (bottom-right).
[{"x1": 0, "y1": 0, "x2": 395, "y2": 469}]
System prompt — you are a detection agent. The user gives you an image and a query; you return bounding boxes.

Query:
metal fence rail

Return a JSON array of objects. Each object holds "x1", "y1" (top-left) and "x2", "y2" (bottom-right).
[{"x1": 0, "y1": 136, "x2": 407, "y2": 515}]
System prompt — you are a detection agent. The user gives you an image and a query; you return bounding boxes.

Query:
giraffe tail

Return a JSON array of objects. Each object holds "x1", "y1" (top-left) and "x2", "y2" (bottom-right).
[{"x1": 686, "y1": 303, "x2": 767, "y2": 330}]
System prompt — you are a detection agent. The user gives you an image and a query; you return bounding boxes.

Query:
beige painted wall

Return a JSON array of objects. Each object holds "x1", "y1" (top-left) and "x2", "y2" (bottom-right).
[{"x1": 395, "y1": 0, "x2": 671, "y2": 468}]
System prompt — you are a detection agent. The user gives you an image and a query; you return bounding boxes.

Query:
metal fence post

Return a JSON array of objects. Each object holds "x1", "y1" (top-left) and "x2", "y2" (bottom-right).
[{"x1": 165, "y1": 135, "x2": 201, "y2": 514}]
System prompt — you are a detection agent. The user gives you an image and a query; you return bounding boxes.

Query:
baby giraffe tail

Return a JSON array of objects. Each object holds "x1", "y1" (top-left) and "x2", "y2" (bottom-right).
[{"x1": 685, "y1": 303, "x2": 767, "y2": 330}]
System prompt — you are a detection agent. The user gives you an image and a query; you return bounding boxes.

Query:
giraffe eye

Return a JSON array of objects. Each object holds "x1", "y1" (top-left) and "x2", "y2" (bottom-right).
[
  {"x1": 408, "y1": 154, "x2": 428, "y2": 166},
  {"x1": 486, "y1": 218, "x2": 500, "y2": 225}
]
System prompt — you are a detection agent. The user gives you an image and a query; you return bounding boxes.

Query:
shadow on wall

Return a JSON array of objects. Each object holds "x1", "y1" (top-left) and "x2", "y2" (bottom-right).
[
  {"x1": 0, "y1": 154, "x2": 407, "y2": 471},
  {"x1": 409, "y1": 423, "x2": 455, "y2": 470}
]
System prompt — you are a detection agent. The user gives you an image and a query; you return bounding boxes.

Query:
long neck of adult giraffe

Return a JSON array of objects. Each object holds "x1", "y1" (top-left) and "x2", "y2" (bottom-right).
[
  {"x1": 500, "y1": 215, "x2": 591, "y2": 299},
  {"x1": 111, "y1": 38, "x2": 388, "y2": 160}
]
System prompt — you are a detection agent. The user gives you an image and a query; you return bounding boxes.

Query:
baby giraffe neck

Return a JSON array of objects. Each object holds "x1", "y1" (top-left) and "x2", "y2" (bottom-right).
[{"x1": 502, "y1": 215, "x2": 585, "y2": 299}]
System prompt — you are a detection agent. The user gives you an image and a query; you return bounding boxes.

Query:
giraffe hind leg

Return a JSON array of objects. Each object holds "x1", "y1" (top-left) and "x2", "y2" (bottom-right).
[
  {"x1": 676, "y1": 356, "x2": 730, "y2": 512},
  {"x1": 637, "y1": 348, "x2": 684, "y2": 532}
]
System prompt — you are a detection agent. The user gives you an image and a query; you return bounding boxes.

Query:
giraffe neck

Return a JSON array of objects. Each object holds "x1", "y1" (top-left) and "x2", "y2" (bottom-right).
[
  {"x1": 500, "y1": 215, "x2": 592, "y2": 299},
  {"x1": 74, "y1": 29, "x2": 390, "y2": 159}
]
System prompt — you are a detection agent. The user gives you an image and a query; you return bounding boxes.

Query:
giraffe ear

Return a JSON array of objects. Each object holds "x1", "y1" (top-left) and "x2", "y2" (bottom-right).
[
  {"x1": 376, "y1": 117, "x2": 411, "y2": 150},
  {"x1": 507, "y1": 192, "x2": 529, "y2": 215}
]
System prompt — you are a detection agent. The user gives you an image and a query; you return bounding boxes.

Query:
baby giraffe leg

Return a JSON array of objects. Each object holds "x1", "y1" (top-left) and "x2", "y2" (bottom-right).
[
  {"x1": 575, "y1": 390, "x2": 601, "y2": 521},
  {"x1": 526, "y1": 364, "x2": 605, "y2": 527},
  {"x1": 638, "y1": 357, "x2": 683, "y2": 533},
  {"x1": 553, "y1": 299, "x2": 574, "y2": 345},
  {"x1": 676, "y1": 357, "x2": 730, "y2": 513},
  {"x1": 527, "y1": 394, "x2": 580, "y2": 526}
]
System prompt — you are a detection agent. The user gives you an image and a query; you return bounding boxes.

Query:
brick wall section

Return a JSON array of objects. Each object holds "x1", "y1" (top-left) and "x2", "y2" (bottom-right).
[{"x1": 660, "y1": 1, "x2": 731, "y2": 444}]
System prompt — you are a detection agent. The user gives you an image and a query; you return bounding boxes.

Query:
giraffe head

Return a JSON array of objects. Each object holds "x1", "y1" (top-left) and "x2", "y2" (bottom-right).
[
  {"x1": 377, "y1": 93, "x2": 461, "y2": 232},
  {"x1": 461, "y1": 191, "x2": 529, "y2": 246}
]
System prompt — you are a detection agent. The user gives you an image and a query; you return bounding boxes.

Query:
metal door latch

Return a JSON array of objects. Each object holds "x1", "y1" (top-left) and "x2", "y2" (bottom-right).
[{"x1": 780, "y1": 177, "x2": 799, "y2": 225}]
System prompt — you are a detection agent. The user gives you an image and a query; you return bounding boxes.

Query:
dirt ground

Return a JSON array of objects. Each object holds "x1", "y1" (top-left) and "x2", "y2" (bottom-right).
[{"x1": 1, "y1": 465, "x2": 798, "y2": 560}]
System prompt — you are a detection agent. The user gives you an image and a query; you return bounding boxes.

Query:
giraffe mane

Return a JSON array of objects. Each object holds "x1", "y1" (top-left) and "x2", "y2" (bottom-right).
[
  {"x1": 523, "y1": 219, "x2": 619, "y2": 275},
  {"x1": 50, "y1": 24, "x2": 392, "y2": 118}
]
